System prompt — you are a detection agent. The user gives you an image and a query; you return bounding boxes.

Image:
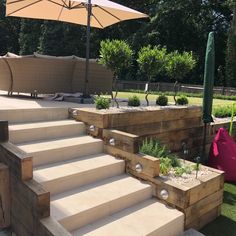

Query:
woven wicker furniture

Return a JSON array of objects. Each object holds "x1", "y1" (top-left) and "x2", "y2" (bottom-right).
[{"x1": 0, "y1": 53, "x2": 113, "y2": 95}]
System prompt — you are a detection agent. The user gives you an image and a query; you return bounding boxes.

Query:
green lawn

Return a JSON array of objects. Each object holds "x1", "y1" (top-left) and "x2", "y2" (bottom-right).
[
  {"x1": 115, "y1": 92, "x2": 235, "y2": 107},
  {"x1": 200, "y1": 183, "x2": 236, "y2": 236}
]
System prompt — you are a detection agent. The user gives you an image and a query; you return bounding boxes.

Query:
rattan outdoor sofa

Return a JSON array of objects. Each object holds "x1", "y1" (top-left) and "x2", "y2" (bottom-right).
[{"x1": 0, "y1": 52, "x2": 113, "y2": 96}]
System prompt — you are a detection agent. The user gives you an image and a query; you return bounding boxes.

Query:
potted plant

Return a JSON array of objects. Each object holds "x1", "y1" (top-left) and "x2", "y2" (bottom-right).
[
  {"x1": 137, "y1": 45, "x2": 167, "y2": 106},
  {"x1": 166, "y1": 51, "x2": 196, "y2": 104},
  {"x1": 99, "y1": 39, "x2": 133, "y2": 108}
]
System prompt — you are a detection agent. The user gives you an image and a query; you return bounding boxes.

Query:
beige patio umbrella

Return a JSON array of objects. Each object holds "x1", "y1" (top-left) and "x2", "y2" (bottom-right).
[{"x1": 6, "y1": 0, "x2": 148, "y2": 96}]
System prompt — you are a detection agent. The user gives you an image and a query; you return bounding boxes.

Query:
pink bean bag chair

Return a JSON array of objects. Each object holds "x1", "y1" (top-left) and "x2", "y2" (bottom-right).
[{"x1": 208, "y1": 127, "x2": 236, "y2": 182}]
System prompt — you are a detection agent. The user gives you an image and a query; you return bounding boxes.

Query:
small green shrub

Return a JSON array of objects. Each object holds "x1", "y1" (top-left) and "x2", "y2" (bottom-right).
[
  {"x1": 176, "y1": 95, "x2": 189, "y2": 105},
  {"x1": 156, "y1": 94, "x2": 168, "y2": 106},
  {"x1": 160, "y1": 158, "x2": 172, "y2": 175},
  {"x1": 174, "y1": 165, "x2": 192, "y2": 177},
  {"x1": 140, "y1": 138, "x2": 169, "y2": 158},
  {"x1": 213, "y1": 105, "x2": 236, "y2": 118},
  {"x1": 139, "y1": 138, "x2": 181, "y2": 175},
  {"x1": 128, "y1": 95, "x2": 141, "y2": 107},
  {"x1": 95, "y1": 96, "x2": 110, "y2": 110}
]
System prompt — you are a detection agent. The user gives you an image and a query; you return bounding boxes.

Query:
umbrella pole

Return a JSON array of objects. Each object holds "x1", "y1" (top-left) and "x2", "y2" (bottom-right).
[{"x1": 84, "y1": 0, "x2": 92, "y2": 97}]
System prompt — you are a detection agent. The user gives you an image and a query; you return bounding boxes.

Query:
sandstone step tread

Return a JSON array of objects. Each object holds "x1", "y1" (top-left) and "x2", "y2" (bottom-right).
[
  {"x1": 33, "y1": 154, "x2": 125, "y2": 195},
  {"x1": 1, "y1": 107, "x2": 69, "y2": 124},
  {"x1": 9, "y1": 119, "x2": 83, "y2": 131},
  {"x1": 71, "y1": 198, "x2": 184, "y2": 236},
  {"x1": 34, "y1": 153, "x2": 124, "y2": 183},
  {"x1": 17, "y1": 136, "x2": 101, "y2": 153},
  {"x1": 51, "y1": 175, "x2": 152, "y2": 231}
]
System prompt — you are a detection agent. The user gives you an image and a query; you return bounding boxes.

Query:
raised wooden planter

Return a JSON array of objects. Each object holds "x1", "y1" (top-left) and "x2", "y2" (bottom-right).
[
  {"x1": 76, "y1": 106, "x2": 224, "y2": 230},
  {"x1": 105, "y1": 145, "x2": 160, "y2": 178},
  {"x1": 76, "y1": 106, "x2": 202, "y2": 129},
  {"x1": 105, "y1": 145, "x2": 224, "y2": 230}
]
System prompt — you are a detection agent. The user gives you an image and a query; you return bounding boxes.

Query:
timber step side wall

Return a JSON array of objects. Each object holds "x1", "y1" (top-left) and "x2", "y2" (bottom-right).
[{"x1": 0, "y1": 121, "x2": 70, "y2": 236}]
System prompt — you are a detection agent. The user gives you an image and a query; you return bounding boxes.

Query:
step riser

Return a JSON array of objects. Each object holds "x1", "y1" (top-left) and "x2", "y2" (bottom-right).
[
  {"x1": 42, "y1": 162, "x2": 125, "y2": 196},
  {"x1": 59, "y1": 188, "x2": 152, "y2": 232},
  {"x1": 33, "y1": 142, "x2": 103, "y2": 167},
  {"x1": 148, "y1": 217, "x2": 184, "y2": 236},
  {"x1": 1, "y1": 108, "x2": 69, "y2": 124},
  {"x1": 10, "y1": 124, "x2": 86, "y2": 144}
]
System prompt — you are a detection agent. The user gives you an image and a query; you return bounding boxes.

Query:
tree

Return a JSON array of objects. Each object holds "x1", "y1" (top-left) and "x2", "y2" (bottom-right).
[
  {"x1": 226, "y1": 1, "x2": 236, "y2": 86},
  {"x1": 19, "y1": 19, "x2": 43, "y2": 55},
  {"x1": 0, "y1": 0, "x2": 20, "y2": 55},
  {"x1": 166, "y1": 51, "x2": 196, "y2": 103},
  {"x1": 137, "y1": 45, "x2": 167, "y2": 105},
  {"x1": 132, "y1": 0, "x2": 232, "y2": 84},
  {"x1": 38, "y1": 21, "x2": 65, "y2": 55},
  {"x1": 99, "y1": 39, "x2": 133, "y2": 107}
]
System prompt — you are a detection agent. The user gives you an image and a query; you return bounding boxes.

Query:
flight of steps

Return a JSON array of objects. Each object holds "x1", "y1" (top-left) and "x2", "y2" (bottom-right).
[{"x1": 8, "y1": 108, "x2": 184, "y2": 236}]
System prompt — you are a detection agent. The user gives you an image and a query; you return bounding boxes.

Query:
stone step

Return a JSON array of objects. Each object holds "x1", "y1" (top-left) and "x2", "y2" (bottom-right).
[
  {"x1": 9, "y1": 120, "x2": 86, "y2": 144},
  {"x1": 0, "y1": 108, "x2": 69, "y2": 124},
  {"x1": 17, "y1": 136, "x2": 103, "y2": 167},
  {"x1": 34, "y1": 153, "x2": 125, "y2": 195},
  {"x1": 71, "y1": 198, "x2": 184, "y2": 236},
  {"x1": 51, "y1": 175, "x2": 152, "y2": 232}
]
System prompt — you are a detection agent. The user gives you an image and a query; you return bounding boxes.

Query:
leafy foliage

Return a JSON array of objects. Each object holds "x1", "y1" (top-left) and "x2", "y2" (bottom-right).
[
  {"x1": 174, "y1": 165, "x2": 192, "y2": 177},
  {"x1": 213, "y1": 105, "x2": 236, "y2": 118},
  {"x1": 19, "y1": 19, "x2": 42, "y2": 55},
  {"x1": 137, "y1": 45, "x2": 167, "y2": 81},
  {"x1": 128, "y1": 95, "x2": 140, "y2": 107},
  {"x1": 176, "y1": 95, "x2": 189, "y2": 105},
  {"x1": 226, "y1": 2, "x2": 236, "y2": 87},
  {"x1": 159, "y1": 158, "x2": 172, "y2": 176},
  {"x1": 139, "y1": 138, "x2": 181, "y2": 175},
  {"x1": 99, "y1": 39, "x2": 133, "y2": 78},
  {"x1": 95, "y1": 96, "x2": 110, "y2": 110},
  {"x1": 0, "y1": 0, "x2": 234, "y2": 86},
  {"x1": 156, "y1": 94, "x2": 168, "y2": 106},
  {"x1": 166, "y1": 51, "x2": 196, "y2": 82}
]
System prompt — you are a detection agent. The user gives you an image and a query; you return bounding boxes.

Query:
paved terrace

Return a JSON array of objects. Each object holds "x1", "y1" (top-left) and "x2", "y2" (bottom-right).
[{"x1": 0, "y1": 91, "x2": 95, "y2": 110}]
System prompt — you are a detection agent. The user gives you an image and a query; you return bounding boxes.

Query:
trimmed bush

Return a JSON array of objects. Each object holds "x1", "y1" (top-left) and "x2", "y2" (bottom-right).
[
  {"x1": 128, "y1": 95, "x2": 141, "y2": 107},
  {"x1": 156, "y1": 94, "x2": 168, "y2": 106},
  {"x1": 95, "y1": 96, "x2": 110, "y2": 110},
  {"x1": 176, "y1": 95, "x2": 189, "y2": 105},
  {"x1": 213, "y1": 105, "x2": 236, "y2": 118}
]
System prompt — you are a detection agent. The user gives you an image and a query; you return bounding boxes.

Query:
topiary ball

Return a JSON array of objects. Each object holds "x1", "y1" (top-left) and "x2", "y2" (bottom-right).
[
  {"x1": 176, "y1": 95, "x2": 189, "y2": 105},
  {"x1": 156, "y1": 94, "x2": 168, "y2": 106}
]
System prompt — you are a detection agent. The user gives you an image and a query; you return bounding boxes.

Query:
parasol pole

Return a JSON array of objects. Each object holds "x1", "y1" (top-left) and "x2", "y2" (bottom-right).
[{"x1": 84, "y1": 0, "x2": 92, "y2": 97}]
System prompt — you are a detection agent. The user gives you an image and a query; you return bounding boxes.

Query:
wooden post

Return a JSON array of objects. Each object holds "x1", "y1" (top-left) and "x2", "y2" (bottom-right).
[
  {"x1": 0, "y1": 121, "x2": 9, "y2": 142},
  {"x1": 0, "y1": 163, "x2": 10, "y2": 229}
]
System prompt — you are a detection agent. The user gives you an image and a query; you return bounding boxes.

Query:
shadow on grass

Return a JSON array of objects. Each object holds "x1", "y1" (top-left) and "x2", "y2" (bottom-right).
[
  {"x1": 200, "y1": 215, "x2": 236, "y2": 236},
  {"x1": 224, "y1": 190, "x2": 236, "y2": 205}
]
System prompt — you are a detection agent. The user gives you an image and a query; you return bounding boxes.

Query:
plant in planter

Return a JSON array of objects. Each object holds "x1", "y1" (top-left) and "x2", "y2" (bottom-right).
[
  {"x1": 95, "y1": 96, "x2": 110, "y2": 110},
  {"x1": 128, "y1": 95, "x2": 141, "y2": 107},
  {"x1": 99, "y1": 39, "x2": 133, "y2": 108},
  {"x1": 139, "y1": 138, "x2": 182, "y2": 176},
  {"x1": 166, "y1": 51, "x2": 196, "y2": 104},
  {"x1": 137, "y1": 45, "x2": 167, "y2": 106},
  {"x1": 156, "y1": 94, "x2": 168, "y2": 106},
  {"x1": 176, "y1": 95, "x2": 189, "y2": 105}
]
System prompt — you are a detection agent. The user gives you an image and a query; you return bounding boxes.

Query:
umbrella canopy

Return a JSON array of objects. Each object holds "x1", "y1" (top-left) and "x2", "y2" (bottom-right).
[
  {"x1": 202, "y1": 32, "x2": 215, "y2": 123},
  {"x1": 6, "y1": 0, "x2": 148, "y2": 96},
  {"x1": 6, "y1": 0, "x2": 148, "y2": 28}
]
